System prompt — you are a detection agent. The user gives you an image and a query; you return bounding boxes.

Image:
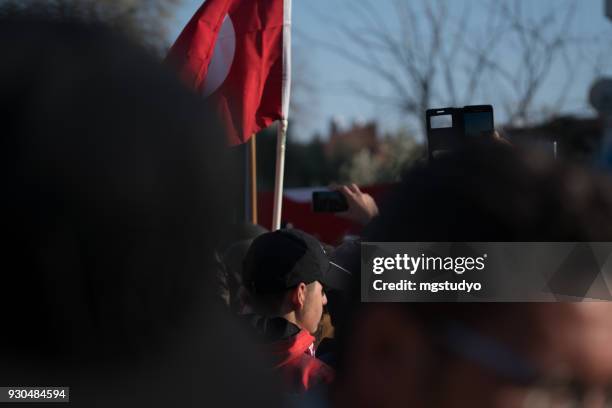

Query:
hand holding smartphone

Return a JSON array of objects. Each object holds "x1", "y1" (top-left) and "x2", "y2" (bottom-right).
[
  {"x1": 312, "y1": 185, "x2": 379, "y2": 225},
  {"x1": 312, "y1": 191, "x2": 349, "y2": 212},
  {"x1": 426, "y1": 104, "x2": 495, "y2": 160}
]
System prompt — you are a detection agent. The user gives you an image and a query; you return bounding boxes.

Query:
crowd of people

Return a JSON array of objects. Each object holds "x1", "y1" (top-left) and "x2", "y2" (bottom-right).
[{"x1": 3, "y1": 7, "x2": 612, "y2": 408}]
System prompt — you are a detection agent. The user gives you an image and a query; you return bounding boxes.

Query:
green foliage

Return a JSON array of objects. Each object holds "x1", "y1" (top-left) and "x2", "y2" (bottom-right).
[
  {"x1": 339, "y1": 129, "x2": 425, "y2": 185},
  {"x1": 379, "y1": 130, "x2": 426, "y2": 181},
  {"x1": 256, "y1": 125, "x2": 425, "y2": 189},
  {"x1": 256, "y1": 125, "x2": 337, "y2": 190}
]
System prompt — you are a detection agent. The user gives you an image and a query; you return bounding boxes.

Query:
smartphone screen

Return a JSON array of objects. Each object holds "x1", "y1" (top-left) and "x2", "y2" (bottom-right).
[
  {"x1": 463, "y1": 111, "x2": 494, "y2": 138},
  {"x1": 312, "y1": 191, "x2": 349, "y2": 212},
  {"x1": 430, "y1": 114, "x2": 453, "y2": 129},
  {"x1": 426, "y1": 107, "x2": 462, "y2": 160}
]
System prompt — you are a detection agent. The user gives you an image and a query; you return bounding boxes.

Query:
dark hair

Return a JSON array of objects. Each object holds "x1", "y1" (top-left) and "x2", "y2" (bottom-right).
[
  {"x1": 0, "y1": 7, "x2": 278, "y2": 407},
  {"x1": 368, "y1": 143, "x2": 612, "y2": 242},
  {"x1": 251, "y1": 290, "x2": 293, "y2": 316},
  {"x1": 335, "y1": 143, "x2": 612, "y2": 373},
  {"x1": 1, "y1": 10, "x2": 231, "y2": 356},
  {"x1": 214, "y1": 223, "x2": 269, "y2": 311}
]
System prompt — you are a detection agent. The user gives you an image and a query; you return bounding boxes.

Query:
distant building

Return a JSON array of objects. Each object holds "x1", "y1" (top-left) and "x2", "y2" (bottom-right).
[{"x1": 324, "y1": 120, "x2": 380, "y2": 159}]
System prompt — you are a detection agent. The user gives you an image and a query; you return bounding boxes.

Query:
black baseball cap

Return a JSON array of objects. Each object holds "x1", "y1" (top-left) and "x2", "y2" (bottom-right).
[{"x1": 243, "y1": 229, "x2": 350, "y2": 294}]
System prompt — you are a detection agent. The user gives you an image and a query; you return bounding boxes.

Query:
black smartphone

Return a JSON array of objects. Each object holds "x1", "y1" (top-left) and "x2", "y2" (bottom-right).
[
  {"x1": 425, "y1": 107, "x2": 461, "y2": 159},
  {"x1": 312, "y1": 191, "x2": 349, "y2": 212},
  {"x1": 463, "y1": 105, "x2": 494, "y2": 138},
  {"x1": 426, "y1": 104, "x2": 494, "y2": 160}
]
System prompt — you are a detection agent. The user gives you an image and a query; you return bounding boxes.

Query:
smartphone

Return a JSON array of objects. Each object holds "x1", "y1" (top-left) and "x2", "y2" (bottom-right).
[
  {"x1": 425, "y1": 104, "x2": 494, "y2": 160},
  {"x1": 312, "y1": 191, "x2": 349, "y2": 213},
  {"x1": 463, "y1": 105, "x2": 494, "y2": 138},
  {"x1": 425, "y1": 107, "x2": 461, "y2": 160}
]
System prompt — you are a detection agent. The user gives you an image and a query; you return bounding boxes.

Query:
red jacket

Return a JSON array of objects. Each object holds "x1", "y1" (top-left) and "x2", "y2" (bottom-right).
[
  {"x1": 269, "y1": 328, "x2": 335, "y2": 393},
  {"x1": 246, "y1": 315, "x2": 335, "y2": 393}
]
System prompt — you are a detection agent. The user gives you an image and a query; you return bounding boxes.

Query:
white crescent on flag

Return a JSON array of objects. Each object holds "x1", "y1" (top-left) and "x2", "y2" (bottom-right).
[
  {"x1": 202, "y1": 15, "x2": 236, "y2": 98},
  {"x1": 166, "y1": 0, "x2": 290, "y2": 145}
]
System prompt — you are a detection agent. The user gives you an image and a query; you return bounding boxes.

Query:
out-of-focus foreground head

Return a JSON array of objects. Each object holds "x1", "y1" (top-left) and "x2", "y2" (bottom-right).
[
  {"x1": 0, "y1": 7, "x2": 279, "y2": 408},
  {"x1": 335, "y1": 144, "x2": 612, "y2": 408}
]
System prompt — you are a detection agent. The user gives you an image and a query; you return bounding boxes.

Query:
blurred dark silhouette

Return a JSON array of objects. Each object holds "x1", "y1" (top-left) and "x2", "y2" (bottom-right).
[
  {"x1": 369, "y1": 143, "x2": 612, "y2": 242},
  {"x1": 0, "y1": 7, "x2": 279, "y2": 408},
  {"x1": 0, "y1": 0, "x2": 182, "y2": 53},
  {"x1": 213, "y1": 222, "x2": 268, "y2": 313},
  {"x1": 504, "y1": 115, "x2": 604, "y2": 163},
  {"x1": 333, "y1": 143, "x2": 612, "y2": 407}
]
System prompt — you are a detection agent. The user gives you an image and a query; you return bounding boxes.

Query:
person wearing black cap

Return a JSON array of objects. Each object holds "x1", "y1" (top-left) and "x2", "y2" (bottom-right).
[{"x1": 243, "y1": 229, "x2": 347, "y2": 393}]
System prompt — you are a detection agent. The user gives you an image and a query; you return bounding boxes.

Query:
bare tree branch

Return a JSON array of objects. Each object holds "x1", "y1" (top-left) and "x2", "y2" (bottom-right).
[{"x1": 307, "y1": 0, "x2": 593, "y2": 134}]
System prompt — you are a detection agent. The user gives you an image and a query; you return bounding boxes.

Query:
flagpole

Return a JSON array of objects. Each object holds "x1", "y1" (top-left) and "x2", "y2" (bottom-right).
[
  {"x1": 249, "y1": 133, "x2": 258, "y2": 224},
  {"x1": 272, "y1": 120, "x2": 288, "y2": 230},
  {"x1": 243, "y1": 142, "x2": 250, "y2": 223},
  {"x1": 272, "y1": 0, "x2": 291, "y2": 231}
]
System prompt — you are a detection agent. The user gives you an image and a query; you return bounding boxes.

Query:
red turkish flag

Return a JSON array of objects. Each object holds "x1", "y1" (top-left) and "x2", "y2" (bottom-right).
[{"x1": 166, "y1": 0, "x2": 291, "y2": 146}]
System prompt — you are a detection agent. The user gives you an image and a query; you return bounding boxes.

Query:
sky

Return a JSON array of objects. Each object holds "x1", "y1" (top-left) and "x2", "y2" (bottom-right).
[{"x1": 168, "y1": 0, "x2": 612, "y2": 142}]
